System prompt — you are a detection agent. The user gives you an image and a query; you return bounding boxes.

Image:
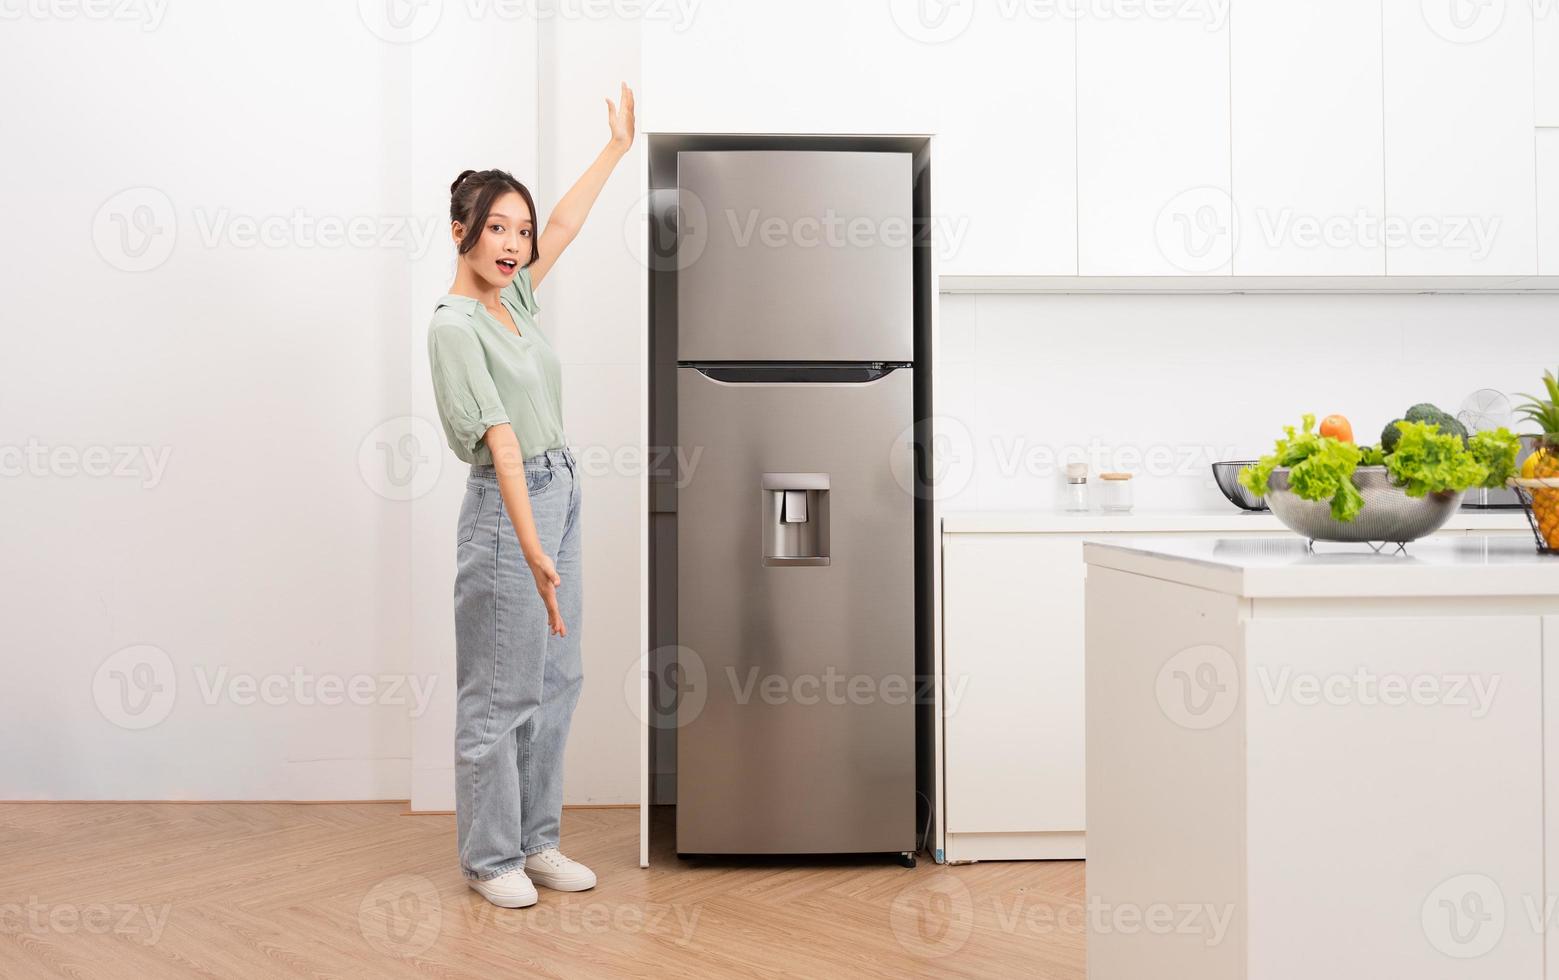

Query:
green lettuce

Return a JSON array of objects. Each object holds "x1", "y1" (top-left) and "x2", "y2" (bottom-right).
[
  {"x1": 1468, "y1": 428, "x2": 1521, "y2": 488},
  {"x1": 1384, "y1": 421, "x2": 1490, "y2": 497},
  {"x1": 1241, "y1": 414, "x2": 1366, "y2": 521}
]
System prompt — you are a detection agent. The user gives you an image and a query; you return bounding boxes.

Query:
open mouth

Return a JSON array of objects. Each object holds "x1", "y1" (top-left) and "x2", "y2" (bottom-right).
[{"x1": 496, "y1": 258, "x2": 518, "y2": 276}]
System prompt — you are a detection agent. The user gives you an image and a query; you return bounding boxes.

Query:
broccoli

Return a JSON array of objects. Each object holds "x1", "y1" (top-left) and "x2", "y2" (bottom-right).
[
  {"x1": 1393, "y1": 404, "x2": 1468, "y2": 447},
  {"x1": 1382, "y1": 418, "x2": 1406, "y2": 453}
]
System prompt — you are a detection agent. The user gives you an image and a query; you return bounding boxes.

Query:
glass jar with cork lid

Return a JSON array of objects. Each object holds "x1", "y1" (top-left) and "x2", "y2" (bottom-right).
[{"x1": 1098, "y1": 472, "x2": 1134, "y2": 512}]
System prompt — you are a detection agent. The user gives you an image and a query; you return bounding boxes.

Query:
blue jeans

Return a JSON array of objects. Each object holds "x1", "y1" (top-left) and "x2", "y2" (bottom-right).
[{"x1": 453, "y1": 447, "x2": 583, "y2": 881}]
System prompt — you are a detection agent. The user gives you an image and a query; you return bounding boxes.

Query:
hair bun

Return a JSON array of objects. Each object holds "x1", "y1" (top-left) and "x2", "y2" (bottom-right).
[{"x1": 450, "y1": 169, "x2": 478, "y2": 196}]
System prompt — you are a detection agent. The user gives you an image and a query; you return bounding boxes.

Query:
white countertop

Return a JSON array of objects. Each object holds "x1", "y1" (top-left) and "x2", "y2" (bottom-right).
[
  {"x1": 942, "y1": 508, "x2": 1530, "y2": 534},
  {"x1": 1083, "y1": 535, "x2": 1559, "y2": 598}
]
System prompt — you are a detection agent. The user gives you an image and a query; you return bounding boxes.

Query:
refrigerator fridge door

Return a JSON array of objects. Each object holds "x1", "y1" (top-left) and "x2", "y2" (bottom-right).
[
  {"x1": 676, "y1": 150, "x2": 914, "y2": 363},
  {"x1": 675, "y1": 366, "x2": 917, "y2": 854}
]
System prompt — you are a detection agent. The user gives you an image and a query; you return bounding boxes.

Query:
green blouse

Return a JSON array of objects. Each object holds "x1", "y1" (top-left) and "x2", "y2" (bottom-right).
[{"x1": 428, "y1": 266, "x2": 566, "y2": 465}]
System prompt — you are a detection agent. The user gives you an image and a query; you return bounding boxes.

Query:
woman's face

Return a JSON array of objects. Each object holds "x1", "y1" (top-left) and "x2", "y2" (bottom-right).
[{"x1": 457, "y1": 190, "x2": 534, "y2": 290}]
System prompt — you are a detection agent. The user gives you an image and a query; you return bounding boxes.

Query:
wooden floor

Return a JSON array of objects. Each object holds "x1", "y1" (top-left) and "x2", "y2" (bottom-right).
[{"x1": 0, "y1": 803, "x2": 1084, "y2": 979}]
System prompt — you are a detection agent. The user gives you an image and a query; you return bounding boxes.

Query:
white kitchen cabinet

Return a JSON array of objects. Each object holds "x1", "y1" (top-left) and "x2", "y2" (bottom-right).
[
  {"x1": 1085, "y1": 538, "x2": 1552, "y2": 979},
  {"x1": 1231, "y1": 0, "x2": 1385, "y2": 275},
  {"x1": 942, "y1": 533, "x2": 1087, "y2": 861},
  {"x1": 1536, "y1": 12, "x2": 1559, "y2": 127},
  {"x1": 932, "y1": 12, "x2": 1076, "y2": 276},
  {"x1": 940, "y1": 526, "x2": 1290, "y2": 863},
  {"x1": 1539, "y1": 129, "x2": 1559, "y2": 275},
  {"x1": 939, "y1": 517, "x2": 1530, "y2": 864},
  {"x1": 640, "y1": 1, "x2": 933, "y2": 135},
  {"x1": 1076, "y1": 7, "x2": 1231, "y2": 275},
  {"x1": 1381, "y1": 0, "x2": 1537, "y2": 275}
]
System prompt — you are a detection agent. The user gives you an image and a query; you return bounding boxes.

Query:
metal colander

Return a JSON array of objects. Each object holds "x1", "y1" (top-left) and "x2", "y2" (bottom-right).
[{"x1": 1264, "y1": 466, "x2": 1463, "y2": 544}]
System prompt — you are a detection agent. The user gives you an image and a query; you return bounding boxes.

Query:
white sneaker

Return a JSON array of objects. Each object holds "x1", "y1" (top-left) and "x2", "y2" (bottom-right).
[
  {"x1": 469, "y1": 867, "x2": 538, "y2": 908},
  {"x1": 524, "y1": 848, "x2": 597, "y2": 891}
]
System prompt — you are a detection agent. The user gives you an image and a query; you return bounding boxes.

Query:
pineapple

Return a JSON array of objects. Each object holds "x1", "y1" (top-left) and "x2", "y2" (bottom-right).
[{"x1": 1516, "y1": 369, "x2": 1559, "y2": 549}]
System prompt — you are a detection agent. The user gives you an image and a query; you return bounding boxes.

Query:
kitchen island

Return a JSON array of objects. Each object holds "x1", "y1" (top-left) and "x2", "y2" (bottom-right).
[{"x1": 1083, "y1": 535, "x2": 1559, "y2": 980}]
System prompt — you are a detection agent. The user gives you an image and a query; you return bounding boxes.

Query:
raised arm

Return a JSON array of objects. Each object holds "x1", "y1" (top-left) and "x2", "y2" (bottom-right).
[{"x1": 527, "y1": 83, "x2": 636, "y2": 289}]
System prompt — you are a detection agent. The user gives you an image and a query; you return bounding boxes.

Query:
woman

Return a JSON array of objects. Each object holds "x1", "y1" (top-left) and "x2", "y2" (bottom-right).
[{"x1": 427, "y1": 84, "x2": 634, "y2": 909}]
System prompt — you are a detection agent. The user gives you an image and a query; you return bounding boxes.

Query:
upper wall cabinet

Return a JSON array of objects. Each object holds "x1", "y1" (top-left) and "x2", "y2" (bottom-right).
[
  {"x1": 1382, "y1": 0, "x2": 1537, "y2": 275},
  {"x1": 1535, "y1": 9, "x2": 1559, "y2": 126},
  {"x1": 640, "y1": 2, "x2": 935, "y2": 135},
  {"x1": 1076, "y1": 6, "x2": 1231, "y2": 275},
  {"x1": 1539, "y1": 130, "x2": 1559, "y2": 275},
  {"x1": 931, "y1": 11, "x2": 1077, "y2": 276},
  {"x1": 1231, "y1": 1, "x2": 1385, "y2": 276}
]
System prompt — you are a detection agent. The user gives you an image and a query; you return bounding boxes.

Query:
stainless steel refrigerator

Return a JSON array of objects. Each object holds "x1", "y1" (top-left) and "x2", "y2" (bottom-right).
[{"x1": 675, "y1": 149, "x2": 917, "y2": 858}]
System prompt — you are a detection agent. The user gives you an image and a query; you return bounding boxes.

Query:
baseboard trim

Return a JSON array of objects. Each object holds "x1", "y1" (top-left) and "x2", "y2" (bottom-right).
[{"x1": 943, "y1": 830, "x2": 1086, "y2": 863}]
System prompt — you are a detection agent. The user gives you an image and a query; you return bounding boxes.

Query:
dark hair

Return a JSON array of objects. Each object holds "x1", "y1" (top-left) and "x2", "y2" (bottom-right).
[{"x1": 449, "y1": 169, "x2": 540, "y2": 266}]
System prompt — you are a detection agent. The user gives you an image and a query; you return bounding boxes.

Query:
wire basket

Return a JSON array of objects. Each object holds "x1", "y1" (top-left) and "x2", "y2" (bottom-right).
[
  {"x1": 1211, "y1": 461, "x2": 1268, "y2": 512},
  {"x1": 1509, "y1": 477, "x2": 1559, "y2": 555}
]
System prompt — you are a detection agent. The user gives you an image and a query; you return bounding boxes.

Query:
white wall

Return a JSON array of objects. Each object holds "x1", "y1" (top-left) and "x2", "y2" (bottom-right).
[
  {"x1": 1, "y1": 3, "x2": 418, "y2": 799},
  {"x1": 937, "y1": 292, "x2": 1559, "y2": 513}
]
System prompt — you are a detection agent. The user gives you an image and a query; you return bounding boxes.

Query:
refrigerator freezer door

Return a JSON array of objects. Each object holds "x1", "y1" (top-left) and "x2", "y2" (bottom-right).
[
  {"x1": 676, "y1": 150, "x2": 914, "y2": 363},
  {"x1": 675, "y1": 366, "x2": 917, "y2": 854}
]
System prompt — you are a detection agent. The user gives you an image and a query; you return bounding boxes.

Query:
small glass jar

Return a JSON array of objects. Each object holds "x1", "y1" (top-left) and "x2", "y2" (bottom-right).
[
  {"x1": 1099, "y1": 472, "x2": 1134, "y2": 512},
  {"x1": 1063, "y1": 462, "x2": 1089, "y2": 511}
]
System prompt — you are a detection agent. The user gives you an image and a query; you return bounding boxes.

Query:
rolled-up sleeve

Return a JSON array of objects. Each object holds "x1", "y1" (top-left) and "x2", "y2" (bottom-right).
[{"x1": 429, "y1": 321, "x2": 509, "y2": 457}]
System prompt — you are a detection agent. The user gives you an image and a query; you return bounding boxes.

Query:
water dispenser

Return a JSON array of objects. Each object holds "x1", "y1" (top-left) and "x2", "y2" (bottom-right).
[{"x1": 760, "y1": 472, "x2": 830, "y2": 566}]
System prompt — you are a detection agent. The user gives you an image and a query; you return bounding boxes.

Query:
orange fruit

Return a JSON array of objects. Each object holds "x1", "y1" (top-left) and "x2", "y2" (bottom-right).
[{"x1": 1320, "y1": 414, "x2": 1354, "y2": 443}]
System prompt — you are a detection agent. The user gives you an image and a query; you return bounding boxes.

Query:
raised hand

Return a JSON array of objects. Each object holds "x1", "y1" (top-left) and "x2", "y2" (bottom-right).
[{"x1": 606, "y1": 82, "x2": 635, "y2": 152}]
